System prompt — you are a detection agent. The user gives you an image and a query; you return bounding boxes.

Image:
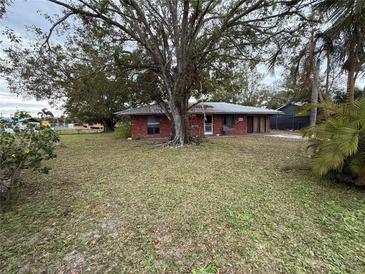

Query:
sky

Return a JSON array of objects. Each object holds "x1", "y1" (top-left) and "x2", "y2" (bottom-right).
[
  {"x1": 1, "y1": 1, "x2": 362, "y2": 118},
  {"x1": 0, "y1": 0, "x2": 64, "y2": 117}
]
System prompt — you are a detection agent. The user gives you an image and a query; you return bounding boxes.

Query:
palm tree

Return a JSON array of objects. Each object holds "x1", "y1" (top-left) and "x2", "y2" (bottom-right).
[
  {"x1": 291, "y1": 29, "x2": 332, "y2": 126},
  {"x1": 304, "y1": 96, "x2": 365, "y2": 186},
  {"x1": 37, "y1": 108, "x2": 54, "y2": 119},
  {"x1": 316, "y1": 0, "x2": 365, "y2": 105}
]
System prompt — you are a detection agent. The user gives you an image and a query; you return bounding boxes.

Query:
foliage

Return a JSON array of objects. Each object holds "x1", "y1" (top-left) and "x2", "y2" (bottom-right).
[
  {"x1": 37, "y1": 108, "x2": 54, "y2": 119},
  {"x1": 1, "y1": 24, "x2": 145, "y2": 132},
  {"x1": 208, "y1": 65, "x2": 274, "y2": 107},
  {"x1": 303, "y1": 96, "x2": 365, "y2": 185},
  {"x1": 113, "y1": 121, "x2": 131, "y2": 139},
  {"x1": 0, "y1": 122, "x2": 59, "y2": 204},
  {"x1": 315, "y1": 0, "x2": 365, "y2": 103},
  {"x1": 0, "y1": 0, "x2": 11, "y2": 18},
  {"x1": 62, "y1": 26, "x2": 139, "y2": 132},
  {"x1": 269, "y1": 0, "x2": 365, "y2": 107},
  {"x1": 334, "y1": 87, "x2": 365, "y2": 103},
  {"x1": 13, "y1": 110, "x2": 31, "y2": 119}
]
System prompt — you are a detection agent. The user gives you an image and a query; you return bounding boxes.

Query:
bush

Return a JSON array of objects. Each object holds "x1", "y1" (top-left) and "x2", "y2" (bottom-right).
[
  {"x1": 0, "y1": 123, "x2": 59, "y2": 205},
  {"x1": 113, "y1": 121, "x2": 131, "y2": 138},
  {"x1": 303, "y1": 97, "x2": 365, "y2": 186}
]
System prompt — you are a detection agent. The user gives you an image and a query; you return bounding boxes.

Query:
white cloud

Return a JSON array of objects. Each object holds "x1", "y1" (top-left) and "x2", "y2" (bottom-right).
[
  {"x1": 0, "y1": 92, "x2": 64, "y2": 117},
  {"x1": 0, "y1": 0, "x2": 65, "y2": 118}
]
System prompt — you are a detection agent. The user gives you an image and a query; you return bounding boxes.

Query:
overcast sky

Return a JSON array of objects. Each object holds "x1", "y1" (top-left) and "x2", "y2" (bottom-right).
[
  {"x1": 0, "y1": 0, "x2": 64, "y2": 117},
  {"x1": 1, "y1": 1, "x2": 362, "y2": 118},
  {"x1": 0, "y1": 0, "x2": 285, "y2": 118}
]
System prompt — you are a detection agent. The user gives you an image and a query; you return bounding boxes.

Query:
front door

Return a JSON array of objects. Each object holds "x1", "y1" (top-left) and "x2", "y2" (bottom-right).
[
  {"x1": 204, "y1": 114, "x2": 213, "y2": 135},
  {"x1": 259, "y1": 116, "x2": 266, "y2": 133}
]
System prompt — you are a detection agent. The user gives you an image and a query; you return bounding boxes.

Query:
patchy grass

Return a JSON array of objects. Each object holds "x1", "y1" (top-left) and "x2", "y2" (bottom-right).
[{"x1": 1, "y1": 134, "x2": 364, "y2": 273}]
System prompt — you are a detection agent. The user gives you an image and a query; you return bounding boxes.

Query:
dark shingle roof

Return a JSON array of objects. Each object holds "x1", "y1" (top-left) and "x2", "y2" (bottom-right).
[
  {"x1": 277, "y1": 102, "x2": 306, "y2": 111},
  {"x1": 116, "y1": 102, "x2": 283, "y2": 116}
]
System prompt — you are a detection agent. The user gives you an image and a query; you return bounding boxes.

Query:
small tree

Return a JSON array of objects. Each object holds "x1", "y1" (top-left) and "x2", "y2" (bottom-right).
[{"x1": 0, "y1": 120, "x2": 59, "y2": 206}]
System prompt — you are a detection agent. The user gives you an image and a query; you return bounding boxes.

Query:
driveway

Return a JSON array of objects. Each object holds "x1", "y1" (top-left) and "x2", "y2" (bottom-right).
[{"x1": 266, "y1": 130, "x2": 308, "y2": 140}]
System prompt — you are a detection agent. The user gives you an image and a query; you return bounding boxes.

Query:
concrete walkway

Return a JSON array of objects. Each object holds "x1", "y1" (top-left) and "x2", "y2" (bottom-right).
[{"x1": 266, "y1": 131, "x2": 308, "y2": 140}]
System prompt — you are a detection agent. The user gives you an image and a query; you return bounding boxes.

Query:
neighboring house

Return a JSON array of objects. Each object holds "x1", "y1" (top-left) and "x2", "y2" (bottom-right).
[
  {"x1": 116, "y1": 102, "x2": 282, "y2": 139},
  {"x1": 73, "y1": 123, "x2": 104, "y2": 130},
  {"x1": 270, "y1": 102, "x2": 310, "y2": 130}
]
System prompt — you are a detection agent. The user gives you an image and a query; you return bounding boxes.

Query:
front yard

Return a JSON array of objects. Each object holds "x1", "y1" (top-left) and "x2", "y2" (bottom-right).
[{"x1": 1, "y1": 134, "x2": 364, "y2": 273}]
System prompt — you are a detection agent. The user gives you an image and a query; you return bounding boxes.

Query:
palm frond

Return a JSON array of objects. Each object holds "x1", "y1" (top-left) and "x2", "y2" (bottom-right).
[{"x1": 305, "y1": 96, "x2": 365, "y2": 182}]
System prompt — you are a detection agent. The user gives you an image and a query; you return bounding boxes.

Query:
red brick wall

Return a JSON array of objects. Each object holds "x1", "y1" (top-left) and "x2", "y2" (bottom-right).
[
  {"x1": 213, "y1": 114, "x2": 222, "y2": 136},
  {"x1": 233, "y1": 114, "x2": 246, "y2": 135},
  {"x1": 131, "y1": 114, "x2": 271, "y2": 139},
  {"x1": 131, "y1": 115, "x2": 146, "y2": 138},
  {"x1": 217, "y1": 114, "x2": 247, "y2": 135},
  {"x1": 160, "y1": 116, "x2": 172, "y2": 137},
  {"x1": 131, "y1": 115, "x2": 171, "y2": 139},
  {"x1": 189, "y1": 114, "x2": 204, "y2": 137}
]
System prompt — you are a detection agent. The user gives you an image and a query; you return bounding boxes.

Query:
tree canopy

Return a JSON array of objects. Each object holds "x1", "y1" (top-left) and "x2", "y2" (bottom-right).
[
  {"x1": 314, "y1": 0, "x2": 365, "y2": 104},
  {"x1": 39, "y1": 0, "x2": 309, "y2": 145}
]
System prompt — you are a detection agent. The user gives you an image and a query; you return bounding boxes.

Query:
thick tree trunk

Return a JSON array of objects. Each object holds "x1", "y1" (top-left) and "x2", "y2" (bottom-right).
[
  {"x1": 169, "y1": 117, "x2": 176, "y2": 140},
  {"x1": 102, "y1": 119, "x2": 115, "y2": 133},
  {"x1": 310, "y1": 60, "x2": 319, "y2": 126},
  {"x1": 169, "y1": 98, "x2": 190, "y2": 146}
]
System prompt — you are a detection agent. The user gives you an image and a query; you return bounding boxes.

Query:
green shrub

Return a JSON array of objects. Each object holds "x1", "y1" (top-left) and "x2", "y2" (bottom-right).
[
  {"x1": 113, "y1": 121, "x2": 131, "y2": 138},
  {"x1": 0, "y1": 123, "x2": 59, "y2": 205},
  {"x1": 303, "y1": 97, "x2": 365, "y2": 186}
]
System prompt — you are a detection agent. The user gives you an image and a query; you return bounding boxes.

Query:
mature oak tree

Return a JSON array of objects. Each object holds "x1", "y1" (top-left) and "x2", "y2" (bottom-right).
[
  {"x1": 1, "y1": 24, "x2": 143, "y2": 132},
  {"x1": 44, "y1": 0, "x2": 309, "y2": 145}
]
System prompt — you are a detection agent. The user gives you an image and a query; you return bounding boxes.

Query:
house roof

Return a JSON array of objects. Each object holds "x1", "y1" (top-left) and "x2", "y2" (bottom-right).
[
  {"x1": 277, "y1": 102, "x2": 306, "y2": 111},
  {"x1": 116, "y1": 102, "x2": 283, "y2": 116}
]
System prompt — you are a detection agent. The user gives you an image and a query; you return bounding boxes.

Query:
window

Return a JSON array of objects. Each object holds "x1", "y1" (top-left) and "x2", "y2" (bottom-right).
[
  {"x1": 222, "y1": 114, "x2": 234, "y2": 128},
  {"x1": 147, "y1": 115, "x2": 160, "y2": 134}
]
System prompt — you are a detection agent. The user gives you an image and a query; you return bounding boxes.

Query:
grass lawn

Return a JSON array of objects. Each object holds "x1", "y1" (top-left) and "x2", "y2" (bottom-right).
[{"x1": 1, "y1": 134, "x2": 365, "y2": 273}]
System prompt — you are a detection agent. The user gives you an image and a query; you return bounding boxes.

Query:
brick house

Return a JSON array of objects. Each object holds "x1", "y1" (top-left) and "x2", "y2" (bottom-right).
[{"x1": 116, "y1": 102, "x2": 282, "y2": 139}]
